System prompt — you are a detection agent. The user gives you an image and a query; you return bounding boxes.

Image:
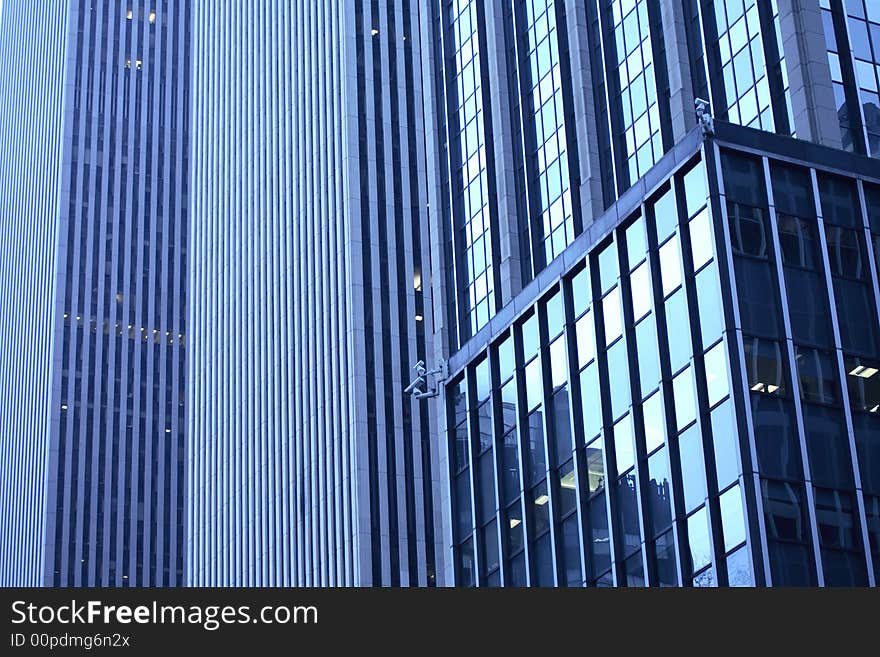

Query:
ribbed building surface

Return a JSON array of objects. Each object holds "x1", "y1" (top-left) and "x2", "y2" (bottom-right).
[
  {"x1": 0, "y1": 0, "x2": 70, "y2": 587},
  {"x1": 0, "y1": 0, "x2": 191, "y2": 586},
  {"x1": 188, "y1": 0, "x2": 438, "y2": 586}
]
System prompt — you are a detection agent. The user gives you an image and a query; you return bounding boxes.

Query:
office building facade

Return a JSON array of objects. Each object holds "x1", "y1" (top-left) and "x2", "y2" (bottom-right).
[
  {"x1": 187, "y1": 1, "x2": 439, "y2": 586},
  {"x1": 424, "y1": 0, "x2": 880, "y2": 586},
  {"x1": 0, "y1": 0, "x2": 191, "y2": 586}
]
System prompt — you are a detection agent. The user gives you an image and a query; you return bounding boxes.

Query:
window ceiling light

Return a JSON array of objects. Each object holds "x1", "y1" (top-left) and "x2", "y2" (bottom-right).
[
  {"x1": 560, "y1": 471, "x2": 577, "y2": 489},
  {"x1": 509, "y1": 518, "x2": 521, "y2": 529},
  {"x1": 766, "y1": 384, "x2": 779, "y2": 394},
  {"x1": 535, "y1": 494, "x2": 549, "y2": 506},
  {"x1": 371, "y1": 28, "x2": 379, "y2": 36},
  {"x1": 850, "y1": 365, "x2": 879, "y2": 378},
  {"x1": 415, "y1": 314, "x2": 423, "y2": 322}
]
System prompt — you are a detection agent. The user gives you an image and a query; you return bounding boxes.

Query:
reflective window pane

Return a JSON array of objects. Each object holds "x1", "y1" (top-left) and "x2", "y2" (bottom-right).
[
  {"x1": 711, "y1": 400, "x2": 740, "y2": 489},
  {"x1": 727, "y1": 546, "x2": 754, "y2": 586},
  {"x1": 607, "y1": 339, "x2": 631, "y2": 419},
  {"x1": 679, "y1": 424, "x2": 707, "y2": 512},
  {"x1": 684, "y1": 164, "x2": 708, "y2": 217},
  {"x1": 704, "y1": 340, "x2": 730, "y2": 407},
  {"x1": 654, "y1": 186, "x2": 678, "y2": 242},
  {"x1": 576, "y1": 311, "x2": 596, "y2": 367},
  {"x1": 635, "y1": 315, "x2": 660, "y2": 396},
  {"x1": 598, "y1": 241, "x2": 620, "y2": 293},
  {"x1": 614, "y1": 413, "x2": 635, "y2": 475},
  {"x1": 585, "y1": 437, "x2": 607, "y2": 495},
  {"x1": 549, "y1": 335, "x2": 568, "y2": 388},
  {"x1": 659, "y1": 235, "x2": 683, "y2": 297},
  {"x1": 525, "y1": 357, "x2": 543, "y2": 410},
  {"x1": 673, "y1": 367, "x2": 697, "y2": 430},
  {"x1": 689, "y1": 207, "x2": 713, "y2": 270},
  {"x1": 665, "y1": 289, "x2": 691, "y2": 373},
  {"x1": 526, "y1": 411, "x2": 546, "y2": 485},
  {"x1": 580, "y1": 363, "x2": 602, "y2": 440},
  {"x1": 630, "y1": 262, "x2": 652, "y2": 320},
  {"x1": 643, "y1": 391, "x2": 666, "y2": 454},
  {"x1": 720, "y1": 485, "x2": 747, "y2": 552},
  {"x1": 626, "y1": 216, "x2": 648, "y2": 269},
  {"x1": 648, "y1": 447, "x2": 673, "y2": 535},
  {"x1": 688, "y1": 506, "x2": 713, "y2": 571},
  {"x1": 603, "y1": 287, "x2": 623, "y2": 345}
]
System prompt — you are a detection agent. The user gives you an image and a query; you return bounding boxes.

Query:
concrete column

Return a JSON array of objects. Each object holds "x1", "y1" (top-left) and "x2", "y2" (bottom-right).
[
  {"x1": 660, "y1": 0, "x2": 697, "y2": 141},
  {"x1": 565, "y1": 0, "x2": 607, "y2": 223},
  {"x1": 776, "y1": 0, "x2": 842, "y2": 147}
]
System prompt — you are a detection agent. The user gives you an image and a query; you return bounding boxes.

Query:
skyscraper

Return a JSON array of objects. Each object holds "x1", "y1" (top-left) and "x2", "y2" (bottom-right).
[
  {"x1": 187, "y1": 1, "x2": 439, "y2": 586},
  {"x1": 0, "y1": 1, "x2": 191, "y2": 586},
  {"x1": 424, "y1": 0, "x2": 880, "y2": 586}
]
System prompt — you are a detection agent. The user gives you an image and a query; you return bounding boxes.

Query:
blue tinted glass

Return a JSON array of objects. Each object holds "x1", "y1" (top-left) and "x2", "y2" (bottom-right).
[
  {"x1": 603, "y1": 287, "x2": 623, "y2": 345},
  {"x1": 615, "y1": 414, "x2": 635, "y2": 474},
  {"x1": 665, "y1": 288, "x2": 691, "y2": 372},
  {"x1": 704, "y1": 340, "x2": 730, "y2": 406},
  {"x1": 720, "y1": 484, "x2": 747, "y2": 552},
  {"x1": 695, "y1": 263, "x2": 724, "y2": 349},
  {"x1": 630, "y1": 262, "x2": 652, "y2": 321},
  {"x1": 648, "y1": 447, "x2": 673, "y2": 535},
  {"x1": 545, "y1": 289, "x2": 565, "y2": 338},
  {"x1": 654, "y1": 186, "x2": 678, "y2": 242},
  {"x1": 598, "y1": 242, "x2": 620, "y2": 293},
  {"x1": 475, "y1": 357, "x2": 491, "y2": 403},
  {"x1": 581, "y1": 363, "x2": 602, "y2": 440},
  {"x1": 626, "y1": 217, "x2": 648, "y2": 269},
  {"x1": 521, "y1": 313, "x2": 540, "y2": 360},
  {"x1": 525, "y1": 357, "x2": 543, "y2": 410},
  {"x1": 711, "y1": 400, "x2": 740, "y2": 489},
  {"x1": 585, "y1": 436, "x2": 606, "y2": 494},
  {"x1": 607, "y1": 339, "x2": 631, "y2": 419},
  {"x1": 673, "y1": 367, "x2": 697, "y2": 430},
  {"x1": 659, "y1": 235, "x2": 683, "y2": 297},
  {"x1": 527, "y1": 412, "x2": 546, "y2": 484},
  {"x1": 643, "y1": 391, "x2": 666, "y2": 453},
  {"x1": 679, "y1": 424, "x2": 707, "y2": 512},
  {"x1": 688, "y1": 506, "x2": 713, "y2": 571},
  {"x1": 690, "y1": 207, "x2": 714, "y2": 270},
  {"x1": 576, "y1": 312, "x2": 595, "y2": 367},
  {"x1": 727, "y1": 546, "x2": 754, "y2": 586},
  {"x1": 635, "y1": 315, "x2": 660, "y2": 396},
  {"x1": 497, "y1": 334, "x2": 515, "y2": 382},
  {"x1": 571, "y1": 265, "x2": 591, "y2": 317},
  {"x1": 684, "y1": 164, "x2": 708, "y2": 217}
]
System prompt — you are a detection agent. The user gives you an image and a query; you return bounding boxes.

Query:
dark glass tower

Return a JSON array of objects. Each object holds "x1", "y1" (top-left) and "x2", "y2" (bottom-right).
[
  {"x1": 0, "y1": 1, "x2": 191, "y2": 586},
  {"x1": 424, "y1": 0, "x2": 880, "y2": 586}
]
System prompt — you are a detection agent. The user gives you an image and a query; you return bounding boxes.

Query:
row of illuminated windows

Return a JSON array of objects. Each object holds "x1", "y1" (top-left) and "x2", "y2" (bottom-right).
[{"x1": 447, "y1": 158, "x2": 757, "y2": 586}]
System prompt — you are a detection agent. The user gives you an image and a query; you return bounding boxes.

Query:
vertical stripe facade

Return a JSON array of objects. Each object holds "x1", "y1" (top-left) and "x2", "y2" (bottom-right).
[
  {"x1": 188, "y1": 0, "x2": 438, "y2": 587},
  {"x1": 0, "y1": 0, "x2": 191, "y2": 586},
  {"x1": 0, "y1": 0, "x2": 70, "y2": 587}
]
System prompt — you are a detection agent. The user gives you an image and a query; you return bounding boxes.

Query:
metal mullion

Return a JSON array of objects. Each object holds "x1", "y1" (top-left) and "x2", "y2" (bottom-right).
[
  {"x1": 810, "y1": 169, "x2": 876, "y2": 586},
  {"x1": 754, "y1": 0, "x2": 791, "y2": 135},
  {"x1": 510, "y1": 0, "x2": 540, "y2": 277},
  {"x1": 512, "y1": 322, "x2": 535, "y2": 586},
  {"x1": 589, "y1": 246, "x2": 626, "y2": 585},
  {"x1": 489, "y1": 339, "x2": 508, "y2": 586},
  {"x1": 538, "y1": 295, "x2": 561, "y2": 586},
  {"x1": 618, "y1": 213, "x2": 656, "y2": 586},
  {"x1": 644, "y1": 0, "x2": 674, "y2": 151},
  {"x1": 828, "y1": 0, "x2": 869, "y2": 155},
  {"x1": 591, "y1": 0, "x2": 621, "y2": 197},
  {"x1": 464, "y1": 369, "x2": 481, "y2": 585},
  {"x1": 674, "y1": 168, "x2": 729, "y2": 586},
  {"x1": 762, "y1": 157, "x2": 826, "y2": 586},
  {"x1": 553, "y1": 0, "x2": 585, "y2": 237},
  {"x1": 645, "y1": 187, "x2": 691, "y2": 586},
  {"x1": 696, "y1": 0, "x2": 727, "y2": 124},
  {"x1": 562, "y1": 263, "x2": 592, "y2": 586},
  {"x1": 703, "y1": 141, "x2": 769, "y2": 585}
]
